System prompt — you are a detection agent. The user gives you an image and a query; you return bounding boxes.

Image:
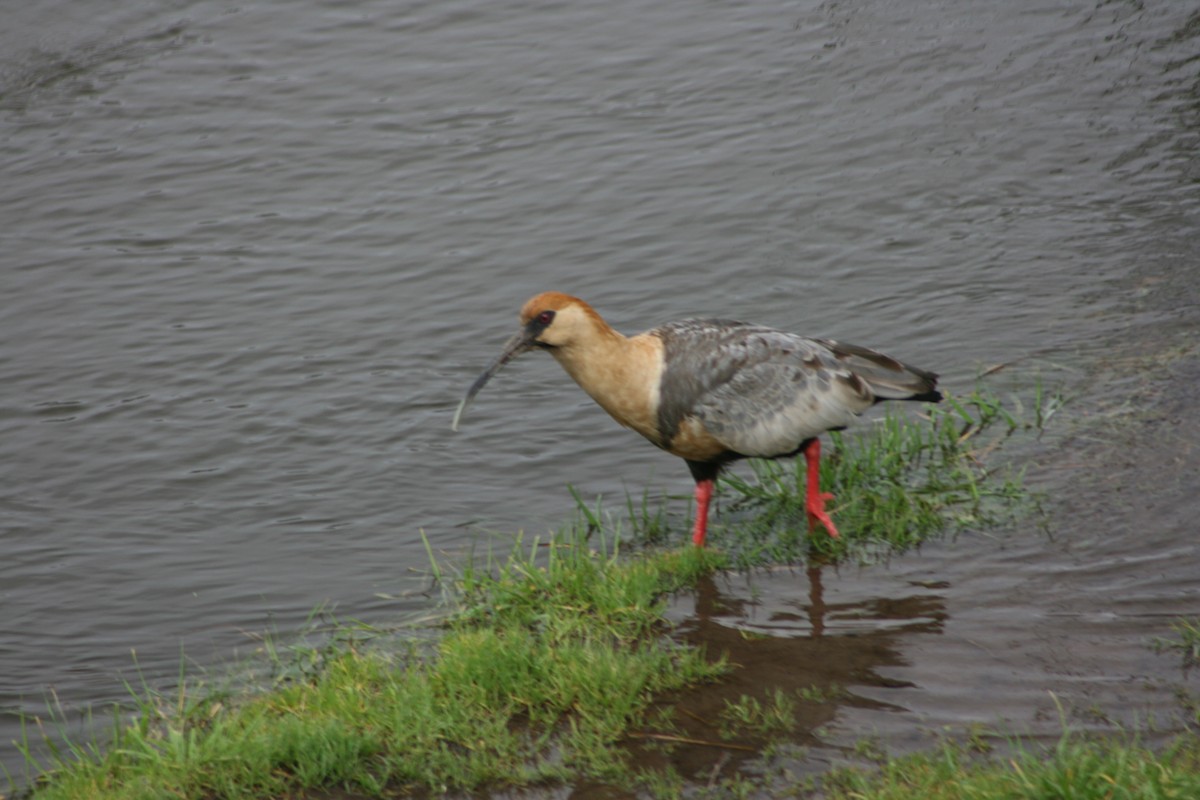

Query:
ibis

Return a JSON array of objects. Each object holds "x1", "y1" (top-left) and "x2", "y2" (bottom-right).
[{"x1": 452, "y1": 292, "x2": 942, "y2": 546}]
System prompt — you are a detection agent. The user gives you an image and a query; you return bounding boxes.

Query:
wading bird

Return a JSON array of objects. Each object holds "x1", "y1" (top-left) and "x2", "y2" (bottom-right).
[{"x1": 452, "y1": 292, "x2": 941, "y2": 547}]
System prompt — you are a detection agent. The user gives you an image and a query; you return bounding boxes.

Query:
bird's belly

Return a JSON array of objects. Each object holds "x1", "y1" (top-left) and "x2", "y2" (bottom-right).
[
  {"x1": 671, "y1": 407, "x2": 863, "y2": 462},
  {"x1": 662, "y1": 417, "x2": 732, "y2": 462}
]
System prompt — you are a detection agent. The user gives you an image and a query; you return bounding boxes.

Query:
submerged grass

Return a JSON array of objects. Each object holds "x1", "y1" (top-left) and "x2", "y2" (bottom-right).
[{"x1": 1151, "y1": 616, "x2": 1200, "y2": 673}]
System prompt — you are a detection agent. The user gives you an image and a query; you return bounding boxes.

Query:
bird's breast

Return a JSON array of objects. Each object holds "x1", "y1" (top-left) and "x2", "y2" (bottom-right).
[{"x1": 549, "y1": 333, "x2": 666, "y2": 446}]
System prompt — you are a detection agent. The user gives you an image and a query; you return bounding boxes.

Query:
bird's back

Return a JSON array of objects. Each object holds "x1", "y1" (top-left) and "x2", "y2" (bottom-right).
[{"x1": 649, "y1": 319, "x2": 939, "y2": 460}]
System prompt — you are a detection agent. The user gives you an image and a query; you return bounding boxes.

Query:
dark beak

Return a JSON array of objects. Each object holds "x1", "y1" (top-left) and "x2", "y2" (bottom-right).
[{"x1": 451, "y1": 329, "x2": 538, "y2": 431}]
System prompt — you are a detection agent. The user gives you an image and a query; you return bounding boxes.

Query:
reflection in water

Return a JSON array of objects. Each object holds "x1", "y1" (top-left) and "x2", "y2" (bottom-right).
[{"x1": 623, "y1": 567, "x2": 948, "y2": 786}]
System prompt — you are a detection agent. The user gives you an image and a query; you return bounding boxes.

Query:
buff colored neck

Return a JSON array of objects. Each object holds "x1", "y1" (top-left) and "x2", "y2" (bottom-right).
[{"x1": 546, "y1": 316, "x2": 663, "y2": 443}]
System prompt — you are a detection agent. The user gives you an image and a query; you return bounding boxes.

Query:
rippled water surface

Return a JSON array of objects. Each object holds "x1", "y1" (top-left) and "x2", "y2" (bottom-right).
[{"x1": 2, "y1": 0, "x2": 1197, "y2": 785}]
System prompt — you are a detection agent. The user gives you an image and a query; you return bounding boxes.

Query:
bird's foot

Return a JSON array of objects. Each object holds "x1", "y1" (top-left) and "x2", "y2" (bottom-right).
[{"x1": 805, "y1": 491, "x2": 840, "y2": 539}]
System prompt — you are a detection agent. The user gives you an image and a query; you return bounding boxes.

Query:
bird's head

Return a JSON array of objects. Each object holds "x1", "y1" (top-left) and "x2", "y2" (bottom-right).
[
  {"x1": 516, "y1": 291, "x2": 602, "y2": 350},
  {"x1": 451, "y1": 292, "x2": 602, "y2": 430}
]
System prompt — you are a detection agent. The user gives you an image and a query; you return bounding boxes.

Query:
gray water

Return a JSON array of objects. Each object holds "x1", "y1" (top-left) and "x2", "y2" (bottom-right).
[{"x1": 2, "y1": 0, "x2": 1197, "y2": 786}]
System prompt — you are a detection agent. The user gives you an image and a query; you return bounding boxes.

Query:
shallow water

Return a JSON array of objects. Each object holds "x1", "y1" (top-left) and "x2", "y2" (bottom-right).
[{"x1": 2, "y1": 0, "x2": 1198, "y2": 785}]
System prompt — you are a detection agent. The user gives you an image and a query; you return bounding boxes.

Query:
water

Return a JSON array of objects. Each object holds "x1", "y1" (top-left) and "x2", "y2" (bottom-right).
[{"x1": 2, "y1": 0, "x2": 1197, "y2": 786}]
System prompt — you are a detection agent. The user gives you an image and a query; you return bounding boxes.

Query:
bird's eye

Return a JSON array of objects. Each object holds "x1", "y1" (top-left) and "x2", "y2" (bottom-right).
[{"x1": 537, "y1": 310, "x2": 555, "y2": 325}]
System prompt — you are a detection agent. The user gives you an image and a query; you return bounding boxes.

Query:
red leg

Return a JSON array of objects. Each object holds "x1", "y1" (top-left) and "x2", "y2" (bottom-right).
[
  {"x1": 692, "y1": 478, "x2": 714, "y2": 547},
  {"x1": 802, "y1": 439, "x2": 840, "y2": 538}
]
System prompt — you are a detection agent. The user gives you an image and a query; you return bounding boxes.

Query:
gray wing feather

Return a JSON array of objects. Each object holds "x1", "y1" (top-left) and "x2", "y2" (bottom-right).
[
  {"x1": 653, "y1": 321, "x2": 874, "y2": 457},
  {"x1": 814, "y1": 338, "x2": 941, "y2": 401},
  {"x1": 695, "y1": 360, "x2": 870, "y2": 457}
]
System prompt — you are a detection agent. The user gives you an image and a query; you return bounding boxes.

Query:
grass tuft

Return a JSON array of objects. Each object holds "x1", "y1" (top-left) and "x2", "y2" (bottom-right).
[
  {"x1": 823, "y1": 730, "x2": 1200, "y2": 800},
  {"x1": 717, "y1": 384, "x2": 1032, "y2": 565},
  {"x1": 718, "y1": 689, "x2": 799, "y2": 739}
]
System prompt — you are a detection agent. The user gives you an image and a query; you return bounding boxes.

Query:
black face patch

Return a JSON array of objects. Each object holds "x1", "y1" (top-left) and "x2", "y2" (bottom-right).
[{"x1": 524, "y1": 310, "x2": 556, "y2": 343}]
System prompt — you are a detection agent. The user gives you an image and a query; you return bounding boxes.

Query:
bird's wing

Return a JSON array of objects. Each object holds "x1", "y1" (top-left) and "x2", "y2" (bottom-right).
[
  {"x1": 654, "y1": 321, "x2": 873, "y2": 458},
  {"x1": 693, "y1": 353, "x2": 873, "y2": 458},
  {"x1": 813, "y1": 338, "x2": 941, "y2": 402}
]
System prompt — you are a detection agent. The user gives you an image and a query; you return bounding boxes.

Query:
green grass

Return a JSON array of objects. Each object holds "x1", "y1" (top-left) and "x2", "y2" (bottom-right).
[
  {"x1": 718, "y1": 689, "x2": 800, "y2": 739},
  {"x1": 822, "y1": 730, "x2": 1200, "y2": 800},
  {"x1": 717, "y1": 385, "x2": 1032, "y2": 565}
]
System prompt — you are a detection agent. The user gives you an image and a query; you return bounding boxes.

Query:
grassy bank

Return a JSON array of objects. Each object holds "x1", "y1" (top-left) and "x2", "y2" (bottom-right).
[
  {"x1": 14, "y1": 538, "x2": 729, "y2": 799},
  {"x1": 17, "y1": 383, "x2": 1197, "y2": 799}
]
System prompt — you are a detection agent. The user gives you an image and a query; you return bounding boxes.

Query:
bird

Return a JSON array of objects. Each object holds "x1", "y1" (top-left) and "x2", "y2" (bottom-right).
[{"x1": 452, "y1": 292, "x2": 942, "y2": 547}]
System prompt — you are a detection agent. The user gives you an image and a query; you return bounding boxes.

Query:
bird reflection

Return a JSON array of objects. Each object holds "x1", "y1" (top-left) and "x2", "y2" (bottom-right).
[{"x1": 621, "y1": 564, "x2": 948, "y2": 788}]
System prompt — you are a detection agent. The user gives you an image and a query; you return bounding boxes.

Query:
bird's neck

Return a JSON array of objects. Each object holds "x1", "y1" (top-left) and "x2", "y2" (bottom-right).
[{"x1": 548, "y1": 324, "x2": 662, "y2": 442}]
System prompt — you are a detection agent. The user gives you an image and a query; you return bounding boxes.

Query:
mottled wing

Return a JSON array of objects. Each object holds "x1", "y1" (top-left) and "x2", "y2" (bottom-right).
[
  {"x1": 653, "y1": 320, "x2": 873, "y2": 458},
  {"x1": 692, "y1": 341, "x2": 875, "y2": 457}
]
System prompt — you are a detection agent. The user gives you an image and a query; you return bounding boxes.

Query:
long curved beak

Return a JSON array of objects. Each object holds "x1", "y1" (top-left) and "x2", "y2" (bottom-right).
[{"x1": 451, "y1": 329, "x2": 538, "y2": 431}]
